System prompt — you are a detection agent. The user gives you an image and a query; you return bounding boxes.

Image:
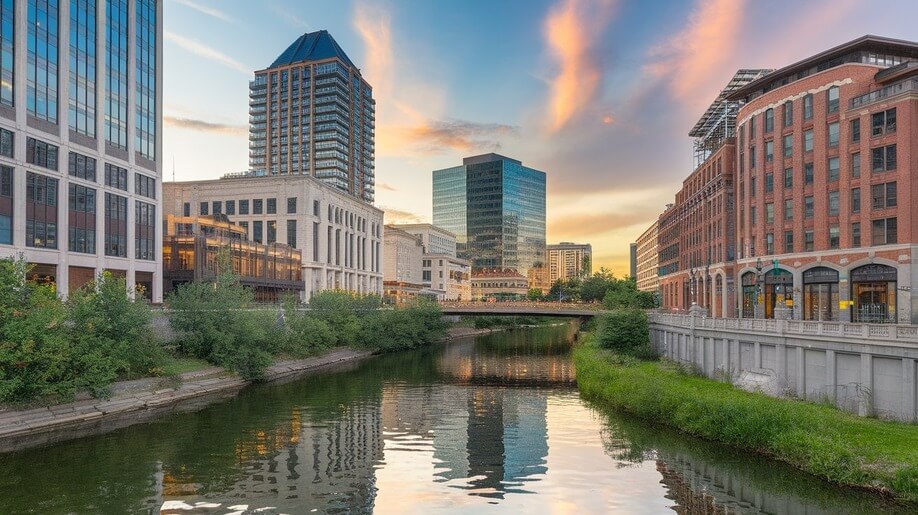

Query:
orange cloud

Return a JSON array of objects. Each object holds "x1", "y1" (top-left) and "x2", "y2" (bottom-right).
[
  {"x1": 645, "y1": 0, "x2": 746, "y2": 111},
  {"x1": 164, "y1": 115, "x2": 246, "y2": 136},
  {"x1": 381, "y1": 207, "x2": 427, "y2": 225},
  {"x1": 544, "y1": 0, "x2": 616, "y2": 132}
]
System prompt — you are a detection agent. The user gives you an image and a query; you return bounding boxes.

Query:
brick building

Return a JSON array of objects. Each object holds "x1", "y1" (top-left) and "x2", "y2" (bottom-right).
[{"x1": 634, "y1": 220, "x2": 659, "y2": 293}]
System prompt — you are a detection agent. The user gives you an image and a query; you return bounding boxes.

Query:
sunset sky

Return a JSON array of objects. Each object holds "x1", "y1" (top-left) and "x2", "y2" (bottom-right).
[{"x1": 163, "y1": 0, "x2": 917, "y2": 275}]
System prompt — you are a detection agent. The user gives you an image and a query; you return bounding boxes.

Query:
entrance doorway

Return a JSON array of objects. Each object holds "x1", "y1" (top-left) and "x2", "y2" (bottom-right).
[
  {"x1": 741, "y1": 271, "x2": 756, "y2": 318},
  {"x1": 803, "y1": 267, "x2": 839, "y2": 321},
  {"x1": 850, "y1": 264, "x2": 897, "y2": 323},
  {"x1": 764, "y1": 269, "x2": 792, "y2": 319}
]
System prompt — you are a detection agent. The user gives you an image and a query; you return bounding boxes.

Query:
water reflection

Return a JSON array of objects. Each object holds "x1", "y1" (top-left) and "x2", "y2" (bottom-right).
[{"x1": 0, "y1": 324, "x2": 910, "y2": 514}]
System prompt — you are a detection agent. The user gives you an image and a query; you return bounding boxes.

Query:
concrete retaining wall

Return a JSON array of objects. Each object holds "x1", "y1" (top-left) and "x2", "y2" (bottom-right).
[{"x1": 649, "y1": 313, "x2": 918, "y2": 422}]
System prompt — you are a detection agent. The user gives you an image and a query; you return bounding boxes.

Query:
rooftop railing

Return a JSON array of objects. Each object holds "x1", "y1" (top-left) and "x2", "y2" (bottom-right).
[{"x1": 849, "y1": 78, "x2": 918, "y2": 109}]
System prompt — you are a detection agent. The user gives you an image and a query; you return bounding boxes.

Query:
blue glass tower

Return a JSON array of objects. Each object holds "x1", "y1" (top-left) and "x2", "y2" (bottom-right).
[{"x1": 433, "y1": 154, "x2": 546, "y2": 276}]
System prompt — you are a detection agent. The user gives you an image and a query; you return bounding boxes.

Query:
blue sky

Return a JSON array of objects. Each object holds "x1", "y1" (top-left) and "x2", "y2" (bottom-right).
[{"x1": 163, "y1": 0, "x2": 918, "y2": 273}]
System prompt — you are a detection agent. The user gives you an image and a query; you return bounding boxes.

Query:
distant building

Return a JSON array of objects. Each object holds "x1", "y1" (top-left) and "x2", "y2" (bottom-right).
[
  {"x1": 249, "y1": 30, "x2": 375, "y2": 203},
  {"x1": 471, "y1": 268, "x2": 529, "y2": 300},
  {"x1": 629, "y1": 243, "x2": 637, "y2": 279},
  {"x1": 547, "y1": 242, "x2": 592, "y2": 283},
  {"x1": 635, "y1": 220, "x2": 659, "y2": 293},
  {"x1": 383, "y1": 225, "x2": 424, "y2": 303},
  {"x1": 163, "y1": 173, "x2": 383, "y2": 302},
  {"x1": 432, "y1": 154, "x2": 546, "y2": 277},
  {"x1": 527, "y1": 264, "x2": 550, "y2": 294},
  {"x1": 389, "y1": 223, "x2": 470, "y2": 300},
  {"x1": 162, "y1": 214, "x2": 303, "y2": 301},
  {"x1": 392, "y1": 223, "x2": 457, "y2": 256}
]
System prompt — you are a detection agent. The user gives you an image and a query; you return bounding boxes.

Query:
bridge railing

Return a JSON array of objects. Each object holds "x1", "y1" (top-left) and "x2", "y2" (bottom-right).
[{"x1": 438, "y1": 301, "x2": 608, "y2": 312}]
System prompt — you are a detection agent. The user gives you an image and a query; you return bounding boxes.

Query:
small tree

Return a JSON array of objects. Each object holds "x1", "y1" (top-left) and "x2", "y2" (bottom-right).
[
  {"x1": 596, "y1": 310, "x2": 652, "y2": 358},
  {"x1": 527, "y1": 288, "x2": 543, "y2": 301}
]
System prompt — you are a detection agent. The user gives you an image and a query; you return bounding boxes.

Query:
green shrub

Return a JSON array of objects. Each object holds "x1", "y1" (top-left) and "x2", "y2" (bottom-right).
[
  {"x1": 360, "y1": 300, "x2": 447, "y2": 352},
  {"x1": 283, "y1": 297, "x2": 336, "y2": 357},
  {"x1": 596, "y1": 310, "x2": 652, "y2": 357},
  {"x1": 308, "y1": 290, "x2": 380, "y2": 346}
]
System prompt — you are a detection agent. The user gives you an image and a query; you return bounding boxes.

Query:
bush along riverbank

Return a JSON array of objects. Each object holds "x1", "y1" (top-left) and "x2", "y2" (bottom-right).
[{"x1": 574, "y1": 309, "x2": 918, "y2": 504}]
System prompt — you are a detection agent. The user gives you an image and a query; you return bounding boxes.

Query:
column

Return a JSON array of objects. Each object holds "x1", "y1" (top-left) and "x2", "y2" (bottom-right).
[
  {"x1": 825, "y1": 349, "x2": 836, "y2": 403},
  {"x1": 859, "y1": 353, "x2": 873, "y2": 416}
]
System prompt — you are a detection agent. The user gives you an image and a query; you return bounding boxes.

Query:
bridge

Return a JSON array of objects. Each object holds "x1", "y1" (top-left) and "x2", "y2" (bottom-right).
[{"x1": 437, "y1": 301, "x2": 607, "y2": 317}]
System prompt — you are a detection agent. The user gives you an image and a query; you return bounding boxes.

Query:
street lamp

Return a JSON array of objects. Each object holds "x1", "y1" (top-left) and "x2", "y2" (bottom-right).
[{"x1": 690, "y1": 267, "x2": 697, "y2": 306}]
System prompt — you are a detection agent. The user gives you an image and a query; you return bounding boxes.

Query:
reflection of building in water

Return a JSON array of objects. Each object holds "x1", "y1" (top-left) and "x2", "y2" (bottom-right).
[
  {"x1": 466, "y1": 388, "x2": 506, "y2": 496},
  {"x1": 437, "y1": 338, "x2": 576, "y2": 387},
  {"x1": 501, "y1": 389, "x2": 548, "y2": 486}
]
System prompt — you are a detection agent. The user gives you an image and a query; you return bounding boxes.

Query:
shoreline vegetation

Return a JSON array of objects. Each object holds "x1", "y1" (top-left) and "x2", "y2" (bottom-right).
[{"x1": 575, "y1": 310, "x2": 918, "y2": 504}]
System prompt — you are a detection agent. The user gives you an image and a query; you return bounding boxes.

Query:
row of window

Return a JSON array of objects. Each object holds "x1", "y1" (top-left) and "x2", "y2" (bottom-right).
[
  {"x1": 763, "y1": 218, "x2": 897, "y2": 255},
  {"x1": 754, "y1": 182, "x2": 897, "y2": 226},
  {"x1": 187, "y1": 197, "x2": 381, "y2": 237}
]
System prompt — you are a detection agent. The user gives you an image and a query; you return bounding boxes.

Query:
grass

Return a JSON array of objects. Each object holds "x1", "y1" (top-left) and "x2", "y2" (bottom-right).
[{"x1": 574, "y1": 332, "x2": 918, "y2": 503}]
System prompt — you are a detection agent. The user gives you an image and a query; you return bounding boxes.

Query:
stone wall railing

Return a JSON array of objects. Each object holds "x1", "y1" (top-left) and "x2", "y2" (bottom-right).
[{"x1": 649, "y1": 313, "x2": 918, "y2": 422}]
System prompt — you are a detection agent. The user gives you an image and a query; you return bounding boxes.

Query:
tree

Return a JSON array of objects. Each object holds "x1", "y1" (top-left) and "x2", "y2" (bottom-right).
[{"x1": 527, "y1": 288, "x2": 544, "y2": 301}]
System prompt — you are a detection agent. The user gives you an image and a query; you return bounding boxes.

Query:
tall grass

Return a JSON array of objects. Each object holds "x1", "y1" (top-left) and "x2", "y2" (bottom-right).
[{"x1": 574, "y1": 332, "x2": 918, "y2": 503}]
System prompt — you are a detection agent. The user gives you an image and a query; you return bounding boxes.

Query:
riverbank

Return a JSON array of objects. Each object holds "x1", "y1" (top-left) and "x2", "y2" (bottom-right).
[{"x1": 574, "y1": 333, "x2": 918, "y2": 504}]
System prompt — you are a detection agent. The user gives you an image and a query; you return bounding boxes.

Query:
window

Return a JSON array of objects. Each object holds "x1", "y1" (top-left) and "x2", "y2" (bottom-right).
[
  {"x1": 803, "y1": 94, "x2": 813, "y2": 120},
  {"x1": 225, "y1": 200, "x2": 235, "y2": 215},
  {"x1": 783, "y1": 167, "x2": 793, "y2": 188},
  {"x1": 104, "y1": 192, "x2": 127, "y2": 256},
  {"x1": 0, "y1": 128, "x2": 12, "y2": 158},
  {"x1": 851, "y1": 152, "x2": 861, "y2": 178},
  {"x1": 267, "y1": 220, "x2": 276, "y2": 244},
  {"x1": 828, "y1": 157, "x2": 840, "y2": 182},
  {"x1": 766, "y1": 233, "x2": 774, "y2": 254},
  {"x1": 105, "y1": 163, "x2": 128, "y2": 190},
  {"x1": 871, "y1": 182, "x2": 897, "y2": 209},
  {"x1": 135, "y1": 174, "x2": 155, "y2": 199},
  {"x1": 766, "y1": 203, "x2": 774, "y2": 224},
  {"x1": 872, "y1": 217, "x2": 897, "y2": 245},
  {"x1": 872, "y1": 145, "x2": 896, "y2": 172},
  {"x1": 829, "y1": 225, "x2": 840, "y2": 249},
  {"x1": 750, "y1": 147, "x2": 756, "y2": 169},
  {"x1": 783, "y1": 101, "x2": 793, "y2": 127},
  {"x1": 135, "y1": 0, "x2": 157, "y2": 159},
  {"x1": 852, "y1": 222, "x2": 861, "y2": 247},
  {"x1": 199, "y1": 202, "x2": 208, "y2": 215},
  {"x1": 135, "y1": 201, "x2": 155, "y2": 260},
  {"x1": 803, "y1": 129, "x2": 813, "y2": 152},
  {"x1": 313, "y1": 200, "x2": 320, "y2": 216},
  {"x1": 253, "y1": 220, "x2": 263, "y2": 243},
  {"x1": 27, "y1": 0, "x2": 59, "y2": 123},
  {"x1": 828, "y1": 122, "x2": 839, "y2": 147},
  {"x1": 68, "y1": 183, "x2": 96, "y2": 254},
  {"x1": 287, "y1": 197, "x2": 297, "y2": 214},
  {"x1": 238, "y1": 221, "x2": 248, "y2": 238},
  {"x1": 764, "y1": 108, "x2": 774, "y2": 132},
  {"x1": 871, "y1": 108, "x2": 896, "y2": 136},
  {"x1": 106, "y1": 0, "x2": 129, "y2": 148},
  {"x1": 183, "y1": 202, "x2": 190, "y2": 217},
  {"x1": 850, "y1": 118, "x2": 860, "y2": 142},
  {"x1": 69, "y1": 152, "x2": 96, "y2": 181},
  {"x1": 784, "y1": 199, "x2": 793, "y2": 220},
  {"x1": 804, "y1": 230, "x2": 814, "y2": 251},
  {"x1": 212, "y1": 201, "x2": 222, "y2": 215},
  {"x1": 0, "y1": 0, "x2": 11, "y2": 108},
  {"x1": 313, "y1": 222, "x2": 319, "y2": 261},
  {"x1": 267, "y1": 197, "x2": 277, "y2": 214},
  {"x1": 0, "y1": 166, "x2": 11, "y2": 245},
  {"x1": 70, "y1": 0, "x2": 97, "y2": 137},
  {"x1": 827, "y1": 86, "x2": 839, "y2": 114},
  {"x1": 239, "y1": 199, "x2": 249, "y2": 215},
  {"x1": 765, "y1": 140, "x2": 773, "y2": 162},
  {"x1": 749, "y1": 114, "x2": 756, "y2": 139},
  {"x1": 287, "y1": 219, "x2": 297, "y2": 247},
  {"x1": 851, "y1": 187, "x2": 860, "y2": 213},
  {"x1": 828, "y1": 191, "x2": 839, "y2": 216},
  {"x1": 784, "y1": 231, "x2": 794, "y2": 253},
  {"x1": 765, "y1": 173, "x2": 773, "y2": 193},
  {"x1": 804, "y1": 163, "x2": 814, "y2": 184},
  {"x1": 751, "y1": 206, "x2": 756, "y2": 224},
  {"x1": 253, "y1": 199, "x2": 263, "y2": 214},
  {"x1": 783, "y1": 134, "x2": 793, "y2": 157},
  {"x1": 26, "y1": 138, "x2": 59, "y2": 170},
  {"x1": 805, "y1": 196, "x2": 814, "y2": 218}
]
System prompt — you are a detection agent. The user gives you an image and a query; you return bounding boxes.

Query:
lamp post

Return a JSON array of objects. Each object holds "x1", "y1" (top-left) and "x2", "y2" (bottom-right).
[
  {"x1": 755, "y1": 258, "x2": 764, "y2": 319},
  {"x1": 690, "y1": 267, "x2": 697, "y2": 307}
]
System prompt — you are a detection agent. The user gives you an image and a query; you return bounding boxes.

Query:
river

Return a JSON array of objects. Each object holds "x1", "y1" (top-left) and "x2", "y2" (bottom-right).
[{"x1": 0, "y1": 323, "x2": 904, "y2": 514}]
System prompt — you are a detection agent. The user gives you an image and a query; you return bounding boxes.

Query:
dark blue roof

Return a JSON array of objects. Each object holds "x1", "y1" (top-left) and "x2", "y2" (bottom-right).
[{"x1": 269, "y1": 30, "x2": 355, "y2": 69}]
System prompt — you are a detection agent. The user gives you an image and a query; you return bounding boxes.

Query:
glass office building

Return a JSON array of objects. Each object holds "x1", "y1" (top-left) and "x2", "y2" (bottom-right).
[{"x1": 433, "y1": 154, "x2": 546, "y2": 276}]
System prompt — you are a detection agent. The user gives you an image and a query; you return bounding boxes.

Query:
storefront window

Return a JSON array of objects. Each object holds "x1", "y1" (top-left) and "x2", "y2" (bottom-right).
[
  {"x1": 850, "y1": 264, "x2": 897, "y2": 323},
  {"x1": 741, "y1": 271, "x2": 756, "y2": 318},
  {"x1": 803, "y1": 267, "x2": 839, "y2": 321},
  {"x1": 764, "y1": 269, "x2": 793, "y2": 319}
]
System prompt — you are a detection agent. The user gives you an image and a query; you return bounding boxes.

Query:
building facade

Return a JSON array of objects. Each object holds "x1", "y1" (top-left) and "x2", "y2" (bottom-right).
[
  {"x1": 547, "y1": 242, "x2": 592, "y2": 283},
  {"x1": 634, "y1": 220, "x2": 659, "y2": 293},
  {"x1": 391, "y1": 223, "x2": 470, "y2": 301},
  {"x1": 471, "y1": 268, "x2": 529, "y2": 300},
  {"x1": 432, "y1": 153, "x2": 546, "y2": 278},
  {"x1": 249, "y1": 30, "x2": 375, "y2": 203},
  {"x1": 382, "y1": 225, "x2": 424, "y2": 303},
  {"x1": 0, "y1": 0, "x2": 163, "y2": 301},
  {"x1": 162, "y1": 214, "x2": 303, "y2": 301},
  {"x1": 163, "y1": 173, "x2": 383, "y2": 301}
]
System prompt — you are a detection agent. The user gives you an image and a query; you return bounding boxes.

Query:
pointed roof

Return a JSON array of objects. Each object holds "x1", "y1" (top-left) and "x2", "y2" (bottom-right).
[{"x1": 269, "y1": 30, "x2": 355, "y2": 69}]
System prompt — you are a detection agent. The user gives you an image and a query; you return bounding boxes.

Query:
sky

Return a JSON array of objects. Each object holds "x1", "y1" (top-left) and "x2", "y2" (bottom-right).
[{"x1": 163, "y1": 0, "x2": 918, "y2": 275}]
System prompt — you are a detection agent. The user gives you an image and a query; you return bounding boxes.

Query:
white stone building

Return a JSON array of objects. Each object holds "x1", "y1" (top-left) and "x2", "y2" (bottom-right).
[
  {"x1": 382, "y1": 225, "x2": 424, "y2": 303},
  {"x1": 391, "y1": 223, "x2": 469, "y2": 300},
  {"x1": 163, "y1": 173, "x2": 383, "y2": 301}
]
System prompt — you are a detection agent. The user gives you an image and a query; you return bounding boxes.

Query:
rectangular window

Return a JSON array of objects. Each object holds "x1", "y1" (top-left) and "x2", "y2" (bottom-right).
[
  {"x1": 225, "y1": 200, "x2": 235, "y2": 215},
  {"x1": 0, "y1": 128, "x2": 12, "y2": 158},
  {"x1": 287, "y1": 197, "x2": 297, "y2": 214},
  {"x1": 766, "y1": 233, "x2": 774, "y2": 254},
  {"x1": 803, "y1": 94, "x2": 813, "y2": 120},
  {"x1": 851, "y1": 187, "x2": 860, "y2": 213},
  {"x1": 829, "y1": 225, "x2": 840, "y2": 249},
  {"x1": 805, "y1": 196, "x2": 814, "y2": 218},
  {"x1": 105, "y1": 163, "x2": 128, "y2": 190},
  {"x1": 199, "y1": 202, "x2": 208, "y2": 215},
  {"x1": 872, "y1": 144, "x2": 896, "y2": 172},
  {"x1": 0, "y1": 166, "x2": 11, "y2": 245},
  {"x1": 26, "y1": 138, "x2": 59, "y2": 170},
  {"x1": 805, "y1": 230, "x2": 814, "y2": 251},
  {"x1": 183, "y1": 202, "x2": 190, "y2": 217},
  {"x1": 871, "y1": 108, "x2": 896, "y2": 136},
  {"x1": 852, "y1": 222, "x2": 861, "y2": 247},
  {"x1": 783, "y1": 134, "x2": 792, "y2": 157},
  {"x1": 828, "y1": 157, "x2": 840, "y2": 182},
  {"x1": 0, "y1": 1, "x2": 13, "y2": 108},
  {"x1": 783, "y1": 101, "x2": 793, "y2": 127},
  {"x1": 783, "y1": 167, "x2": 793, "y2": 188},
  {"x1": 765, "y1": 173, "x2": 773, "y2": 193},
  {"x1": 135, "y1": 201, "x2": 155, "y2": 260},
  {"x1": 850, "y1": 118, "x2": 860, "y2": 142},
  {"x1": 69, "y1": 0, "x2": 97, "y2": 137},
  {"x1": 764, "y1": 108, "x2": 774, "y2": 132},
  {"x1": 68, "y1": 152, "x2": 97, "y2": 181},
  {"x1": 287, "y1": 219, "x2": 296, "y2": 247},
  {"x1": 312, "y1": 222, "x2": 319, "y2": 261},
  {"x1": 266, "y1": 197, "x2": 277, "y2": 214},
  {"x1": 828, "y1": 191, "x2": 839, "y2": 216},
  {"x1": 313, "y1": 200, "x2": 320, "y2": 216},
  {"x1": 750, "y1": 147, "x2": 756, "y2": 169},
  {"x1": 267, "y1": 220, "x2": 276, "y2": 244},
  {"x1": 135, "y1": 0, "x2": 157, "y2": 159},
  {"x1": 27, "y1": 0, "x2": 59, "y2": 123},
  {"x1": 766, "y1": 203, "x2": 774, "y2": 224},
  {"x1": 871, "y1": 182, "x2": 897, "y2": 209},
  {"x1": 238, "y1": 221, "x2": 248, "y2": 238},
  {"x1": 784, "y1": 199, "x2": 793, "y2": 220},
  {"x1": 784, "y1": 231, "x2": 794, "y2": 253},
  {"x1": 253, "y1": 199, "x2": 263, "y2": 214},
  {"x1": 239, "y1": 199, "x2": 249, "y2": 215},
  {"x1": 851, "y1": 152, "x2": 861, "y2": 178},
  {"x1": 750, "y1": 176, "x2": 756, "y2": 197},
  {"x1": 68, "y1": 183, "x2": 96, "y2": 254},
  {"x1": 212, "y1": 200, "x2": 222, "y2": 215},
  {"x1": 803, "y1": 129, "x2": 813, "y2": 152},
  {"x1": 828, "y1": 122, "x2": 839, "y2": 147},
  {"x1": 26, "y1": 172, "x2": 58, "y2": 249},
  {"x1": 253, "y1": 220, "x2": 263, "y2": 243},
  {"x1": 872, "y1": 217, "x2": 897, "y2": 245},
  {"x1": 135, "y1": 173, "x2": 155, "y2": 199},
  {"x1": 765, "y1": 140, "x2": 773, "y2": 162},
  {"x1": 751, "y1": 206, "x2": 756, "y2": 224},
  {"x1": 106, "y1": 0, "x2": 129, "y2": 148},
  {"x1": 804, "y1": 163, "x2": 814, "y2": 184},
  {"x1": 749, "y1": 114, "x2": 756, "y2": 139},
  {"x1": 104, "y1": 192, "x2": 127, "y2": 256},
  {"x1": 827, "y1": 86, "x2": 839, "y2": 114}
]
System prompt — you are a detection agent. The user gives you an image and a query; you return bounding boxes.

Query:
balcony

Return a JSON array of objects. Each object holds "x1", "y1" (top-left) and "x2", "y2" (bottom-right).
[{"x1": 850, "y1": 78, "x2": 918, "y2": 109}]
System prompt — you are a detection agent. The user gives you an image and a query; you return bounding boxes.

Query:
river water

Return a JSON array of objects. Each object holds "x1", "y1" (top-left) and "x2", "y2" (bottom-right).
[{"x1": 0, "y1": 324, "x2": 904, "y2": 514}]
